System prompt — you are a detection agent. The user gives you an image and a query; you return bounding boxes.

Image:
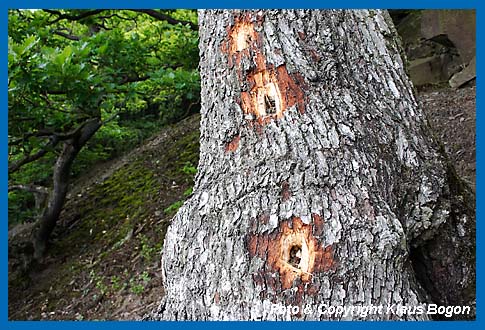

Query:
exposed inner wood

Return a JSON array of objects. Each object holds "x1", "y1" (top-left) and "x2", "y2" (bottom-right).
[
  {"x1": 248, "y1": 71, "x2": 282, "y2": 118},
  {"x1": 231, "y1": 21, "x2": 254, "y2": 53},
  {"x1": 222, "y1": 13, "x2": 305, "y2": 125},
  {"x1": 248, "y1": 217, "x2": 335, "y2": 290}
]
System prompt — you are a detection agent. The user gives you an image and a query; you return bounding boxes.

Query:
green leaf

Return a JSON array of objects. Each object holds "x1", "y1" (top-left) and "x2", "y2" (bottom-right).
[
  {"x1": 98, "y1": 43, "x2": 108, "y2": 55},
  {"x1": 18, "y1": 35, "x2": 38, "y2": 55},
  {"x1": 57, "y1": 45, "x2": 73, "y2": 67}
]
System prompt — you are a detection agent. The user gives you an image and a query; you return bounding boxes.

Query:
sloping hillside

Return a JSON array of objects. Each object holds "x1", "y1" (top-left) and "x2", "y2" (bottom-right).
[{"x1": 9, "y1": 114, "x2": 200, "y2": 320}]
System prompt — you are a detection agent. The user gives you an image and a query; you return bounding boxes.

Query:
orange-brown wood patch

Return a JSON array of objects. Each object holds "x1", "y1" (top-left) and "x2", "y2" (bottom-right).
[
  {"x1": 281, "y1": 181, "x2": 291, "y2": 201},
  {"x1": 248, "y1": 216, "x2": 335, "y2": 290},
  {"x1": 222, "y1": 13, "x2": 306, "y2": 126},
  {"x1": 225, "y1": 134, "x2": 240, "y2": 152},
  {"x1": 312, "y1": 213, "x2": 325, "y2": 237}
]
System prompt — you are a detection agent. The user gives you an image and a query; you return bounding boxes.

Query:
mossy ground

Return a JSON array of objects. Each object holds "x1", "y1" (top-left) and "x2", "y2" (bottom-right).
[{"x1": 8, "y1": 114, "x2": 200, "y2": 320}]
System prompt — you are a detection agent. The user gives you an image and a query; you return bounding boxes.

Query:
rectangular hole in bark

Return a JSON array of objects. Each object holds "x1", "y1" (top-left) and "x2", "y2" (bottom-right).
[
  {"x1": 264, "y1": 94, "x2": 276, "y2": 115},
  {"x1": 244, "y1": 70, "x2": 283, "y2": 120},
  {"x1": 288, "y1": 244, "x2": 302, "y2": 268}
]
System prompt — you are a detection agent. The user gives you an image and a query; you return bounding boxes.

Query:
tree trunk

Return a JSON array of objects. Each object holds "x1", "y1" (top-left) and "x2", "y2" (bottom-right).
[
  {"x1": 33, "y1": 119, "x2": 102, "y2": 260},
  {"x1": 149, "y1": 10, "x2": 475, "y2": 320}
]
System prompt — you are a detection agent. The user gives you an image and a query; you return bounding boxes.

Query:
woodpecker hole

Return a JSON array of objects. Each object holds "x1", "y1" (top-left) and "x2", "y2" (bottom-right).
[
  {"x1": 242, "y1": 70, "x2": 283, "y2": 121},
  {"x1": 264, "y1": 94, "x2": 276, "y2": 115},
  {"x1": 248, "y1": 216, "x2": 335, "y2": 290},
  {"x1": 279, "y1": 228, "x2": 311, "y2": 278},
  {"x1": 256, "y1": 81, "x2": 280, "y2": 117},
  {"x1": 288, "y1": 245, "x2": 302, "y2": 268},
  {"x1": 222, "y1": 14, "x2": 306, "y2": 125}
]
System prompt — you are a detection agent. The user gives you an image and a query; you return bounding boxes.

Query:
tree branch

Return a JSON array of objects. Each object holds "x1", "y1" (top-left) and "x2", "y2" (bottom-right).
[
  {"x1": 43, "y1": 9, "x2": 106, "y2": 24},
  {"x1": 9, "y1": 128, "x2": 61, "y2": 144},
  {"x1": 120, "y1": 74, "x2": 150, "y2": 85},
  {"x1": 8, "y1": 184, "x2": 49, "y2": 195},
  {"x1": 8, "y1": 118, "x2": 101, "y2": 174},
  {"x1": 8, "y1": 135, "x2": 59, "y2": 174},
  {"x1": 42, "y1": 9, "x2": 198, "y2": 31},
  {"x1": 52, "y1": 30, "x2": 80, "y2": 41},
  {"x1": 55, "y1": 118, "x2": 101, "y2": 140},
  {"x1": 43, "y1": 90, "x2": 68, "y2": 95},
  {"x1": 102, "y1": 112, "x2": 120, "y2": 124},
  {"x1": 131, "y1": 9, "x2": 198, "y2": 31}
]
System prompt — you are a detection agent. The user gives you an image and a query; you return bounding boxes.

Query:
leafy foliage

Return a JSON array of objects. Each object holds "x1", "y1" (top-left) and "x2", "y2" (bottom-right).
[{"x1": 8, "y1": 9, "x2": 200, "y2": 225}]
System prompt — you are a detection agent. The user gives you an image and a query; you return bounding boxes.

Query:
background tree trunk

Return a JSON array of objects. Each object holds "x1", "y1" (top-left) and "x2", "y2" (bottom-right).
[
  {"x1": 33, "y1": 119, "x2": 102, "y2": 260},
  {"x1": 149, "y1": 10, "x2": 475, "y2": 320}
]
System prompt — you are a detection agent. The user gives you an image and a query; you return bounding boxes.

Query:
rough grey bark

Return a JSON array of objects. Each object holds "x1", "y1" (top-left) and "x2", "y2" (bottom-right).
[{"x1": 149, "y1": 10, "x2": 475, "y2": 320}]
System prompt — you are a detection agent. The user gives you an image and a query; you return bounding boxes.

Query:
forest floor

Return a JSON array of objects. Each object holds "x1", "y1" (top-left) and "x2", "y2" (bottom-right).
[
  {"x1": 8, "y1": 85, "x2": 476, "y2": 320},
  {"x1": 419, "y1": 85, "x2": 476, "y2": 190}
]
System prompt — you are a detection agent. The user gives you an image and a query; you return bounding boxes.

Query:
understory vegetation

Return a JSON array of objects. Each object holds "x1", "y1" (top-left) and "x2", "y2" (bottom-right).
[
  {"x1": 8, "y1": 9, "x2": 201, "y2": 318},
  {"x1": 8, "y1": 9, "x2": 200, "y2": 227}
]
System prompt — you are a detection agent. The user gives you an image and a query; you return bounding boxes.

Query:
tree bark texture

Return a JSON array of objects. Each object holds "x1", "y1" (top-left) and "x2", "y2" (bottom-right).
[{"x1": 150, "y1": 10, "x2": 475, "y2": 320}]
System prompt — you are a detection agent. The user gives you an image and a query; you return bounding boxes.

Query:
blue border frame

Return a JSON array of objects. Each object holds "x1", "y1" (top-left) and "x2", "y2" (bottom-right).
[
  {"x1": 2, "y1": 1, "x2": 480, "y2": 9},
  {"x1": 2, "y1": 0, "x2": 481, "y2": 328}
]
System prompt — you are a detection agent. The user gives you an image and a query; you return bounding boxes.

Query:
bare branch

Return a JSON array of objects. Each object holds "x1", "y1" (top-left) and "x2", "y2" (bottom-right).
[
  {"x1": 52, "y1": 30, "x2": 80, "y2": 41},
  {"x1": 43, "y1": 90, "x2": 68, "y2": 95},
  {"x1": 120, "y1": 74, "x2": 150, "y2": 84},
  {"x1": 8, "y1": 184, "x2": 49, "y2": 195},
  {"x1": 131, "y1": 9, "x2": 198, "y2": 31},
  {"x1": 8, "y1": 118, "x2": 101, "y2": 174},
  {"x1": 102, "y1": 112, "x2": 120, "y2": 124},
  {"x1": 43, "y1": 9, "x2": 106, "y2": 24},
  {"x1": 8, "y1": 135, "x2": 59, "y2": 174}
]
